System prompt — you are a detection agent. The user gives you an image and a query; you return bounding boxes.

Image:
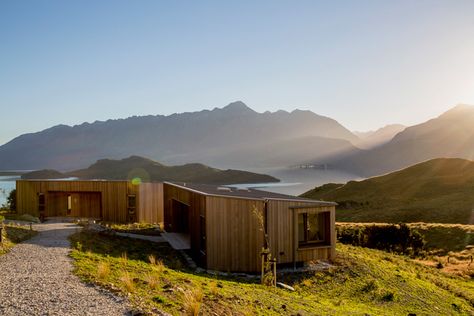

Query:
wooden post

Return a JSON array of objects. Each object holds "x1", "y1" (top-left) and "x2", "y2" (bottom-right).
[
  {"x1": 0, "y1": 225, "x2": 3, "y2": 243},
  {"x1": 261, "y1": 251, "x2": 265, "y2": 284},
  {"x1": 272, "y1": 258, "x2": 277, "y2": 287}
]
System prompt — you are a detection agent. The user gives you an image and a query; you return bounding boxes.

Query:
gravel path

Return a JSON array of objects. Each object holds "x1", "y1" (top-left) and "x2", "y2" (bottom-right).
[{"x1": 0, "y1": 220, "x2": 131, "y2": 316}]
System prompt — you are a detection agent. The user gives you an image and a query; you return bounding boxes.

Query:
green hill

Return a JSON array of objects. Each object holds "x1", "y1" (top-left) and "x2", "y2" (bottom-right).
[
  {"x1": 301, "y1": 158, "x2": 474, "y2": 224},
  {"x1": 21, "y1": 156, "x2": 279, "y2": 185}
]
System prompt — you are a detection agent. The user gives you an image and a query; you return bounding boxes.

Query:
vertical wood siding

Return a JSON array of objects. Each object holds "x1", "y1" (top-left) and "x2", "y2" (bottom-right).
[
  {"x1": 16, "y1": 180, "x2": 140, "y2": 223},
  {"x1": 137, "y1": 182, "x2": 163, "y2": 224},
  {"x1": 205, "y1": 196, "x2": 265, "y2": 272}
]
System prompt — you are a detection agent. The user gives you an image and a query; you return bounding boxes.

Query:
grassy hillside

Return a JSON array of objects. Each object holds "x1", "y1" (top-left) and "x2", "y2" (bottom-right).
[
  {"x1": 336, "y1": 222, "x2": 474, "y2": 278},
  {"x1": 70, "y1": 231, "x2": 474, "y2": 315},
  {"x1": 302, "y1": 158, "x2": 474, "y2": 224},
  {"x1": 22, "y1": 156, "x2": 279, "y2": 185}
]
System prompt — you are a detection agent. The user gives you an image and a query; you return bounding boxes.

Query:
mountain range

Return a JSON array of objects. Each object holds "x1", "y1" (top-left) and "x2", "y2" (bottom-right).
[
  {"x1": 21, "y1": 156, "x2": 279, "y2": 185},
  {"x1": 2, "y1": 102, "x2": 474, "y2": 180},
  {"x1": 0, "y1": 101, "x2": 357, "y2": 170}
]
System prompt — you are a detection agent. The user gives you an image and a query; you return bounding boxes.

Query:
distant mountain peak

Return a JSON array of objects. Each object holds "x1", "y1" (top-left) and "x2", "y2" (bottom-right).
[{"x1": 219, "y1": 101, "x2": 256, "y2": 114}]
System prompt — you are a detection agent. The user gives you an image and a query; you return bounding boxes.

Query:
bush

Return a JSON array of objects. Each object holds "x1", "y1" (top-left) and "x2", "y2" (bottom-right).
[
  {"x1": 337, "y1": 224, "x2": 425, "y2": 255},
  {"x1": 18, "y1": 214, "x2": 40, "y2": 223},
  {"x1": 7, "y1": 189, "x2": 16, "y2": 212}
]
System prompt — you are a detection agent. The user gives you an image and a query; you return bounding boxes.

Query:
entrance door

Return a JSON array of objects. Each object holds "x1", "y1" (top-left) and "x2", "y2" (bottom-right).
[
  {"x1": 171, "y1": 199, "x2": 190, "y2": 233},
  {"x1": 70, "y1": 193, "x2": 102, "y2": 219},
  {"x1": 46, "y1": 192, "x2": 68, "y2": 217}
]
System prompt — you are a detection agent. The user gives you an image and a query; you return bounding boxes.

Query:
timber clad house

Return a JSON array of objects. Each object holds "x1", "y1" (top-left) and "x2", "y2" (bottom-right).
[{"x1": 16, "y1": 180, "x2": 336, "y2": 273}]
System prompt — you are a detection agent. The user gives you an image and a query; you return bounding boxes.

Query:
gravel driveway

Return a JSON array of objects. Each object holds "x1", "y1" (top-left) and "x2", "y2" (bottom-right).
[{"x1": 0, "y1": 220, "x2": 131, "y2": 316}]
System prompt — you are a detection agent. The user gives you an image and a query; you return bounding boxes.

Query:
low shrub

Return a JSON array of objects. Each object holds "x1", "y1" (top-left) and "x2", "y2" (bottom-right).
[
  {"x1": 337, "y1": 224, "x2": 425, "y2": 255},
  {"x1": 18, "y1": 214, "x2": 40, "y2": 223}
]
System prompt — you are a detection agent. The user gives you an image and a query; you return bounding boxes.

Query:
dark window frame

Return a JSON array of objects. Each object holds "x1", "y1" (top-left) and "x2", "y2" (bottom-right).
[{"x1": 298, "y1": 211, "x2": 329, "y2": 247}]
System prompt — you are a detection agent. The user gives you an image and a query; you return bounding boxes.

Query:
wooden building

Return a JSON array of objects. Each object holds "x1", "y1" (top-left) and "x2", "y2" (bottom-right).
[
  {"x1": 16, "y1": 180, "x2": 163, "y2": 223},
  {"x1": 16, "y1": 180, "x2": 336, "y2": 272},
  {"x1": 163, "y1": 182, "x2": 336, "y2": 273}
]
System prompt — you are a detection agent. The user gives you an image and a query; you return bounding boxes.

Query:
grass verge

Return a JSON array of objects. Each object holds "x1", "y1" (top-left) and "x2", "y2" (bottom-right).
[
  {"x1": 104, "y1": 222, "x2": 162, "y2": 236},
  {"x1": 69, "y1": 230, "x2": 474, "y2": 315},
  {"x1": 0, "y1": 224, "x2": 38, "y2": 255}
]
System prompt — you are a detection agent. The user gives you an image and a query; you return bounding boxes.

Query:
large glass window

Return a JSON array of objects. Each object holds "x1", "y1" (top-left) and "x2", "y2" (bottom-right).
[{"x1": 298, "y1": 212, "x2": 328, "y2": 246}]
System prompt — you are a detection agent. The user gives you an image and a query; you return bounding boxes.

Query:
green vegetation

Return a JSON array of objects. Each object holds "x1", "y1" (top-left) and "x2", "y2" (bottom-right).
[
  {"x1": 6, "y1": 189, "x2": 16, "y2": 212},
  {"x1": 70, "y1": 230, "x2": 474, "y2": 315},
  {"x1": 302, "y1": 158, "x2": 474, "y2": 224},
  {"x1": 0, "y1": 224, "x2": 38, "y2": 255},
  {"x1": 336, "y1": 223, "x2": 425, "y2": 255},
  {"x1": 337, "y1": 222, "x2": 474, "y2": 278},
  {"x1": 2, "y1": 213, "x2": 41, "y2": 223},
  {"x1": 337, "y1": 223, "x2": 473, "y2": 255},
  {"x1": 108, "y1": 222, "x2": 162, "y2": 236},
  {"x1": 22, "y1": 155, "x2": 279, "y2": 185}
]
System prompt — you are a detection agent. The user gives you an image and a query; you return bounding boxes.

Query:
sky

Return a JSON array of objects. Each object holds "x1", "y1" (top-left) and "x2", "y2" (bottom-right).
[{"x1": 1, "y1": 0, "x2": 474, "y2": 145}]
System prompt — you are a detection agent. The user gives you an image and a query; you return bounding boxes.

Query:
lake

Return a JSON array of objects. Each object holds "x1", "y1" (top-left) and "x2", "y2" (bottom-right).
[
  {"x1": 0, "y1": 168, "x2": 362, "y2": 206},
  {"x1": 0, "y1": 175, "x2": 20, "y2": 206},
  {"x1": 231, "y1": 167, "x2": 362, "y2": 196}
]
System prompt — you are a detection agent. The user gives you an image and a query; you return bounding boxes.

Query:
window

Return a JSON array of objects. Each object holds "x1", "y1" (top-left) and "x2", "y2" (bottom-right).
[
  {"x1": 128, "y1": 195, "x2": 136, "y2": 208},
  {"x1": 67, "y1": 195, "x2": 72, "y2": 215},
  {"x1": 200, "y1": 215, "x2": 206, "y2": 253},
  {"x1": 298, "y1": 212, "x2": 328, "y2": 246},
  {"x1": 127, "y1": 195, "x2": 136, "y2": 218},
  {"x1": 38, "y1": 193, "x2": 45, "y2": 212}
]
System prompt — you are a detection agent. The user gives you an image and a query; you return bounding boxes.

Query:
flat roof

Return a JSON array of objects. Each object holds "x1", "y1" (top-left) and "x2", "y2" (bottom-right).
[{"x1": 165, "y1": 182, "x2": 337, "y2": 206}]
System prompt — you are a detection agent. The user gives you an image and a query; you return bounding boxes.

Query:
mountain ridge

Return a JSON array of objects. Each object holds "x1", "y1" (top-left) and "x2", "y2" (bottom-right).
[{"x1": 0, "y1": 101, "x2": 359, "y2": 170}]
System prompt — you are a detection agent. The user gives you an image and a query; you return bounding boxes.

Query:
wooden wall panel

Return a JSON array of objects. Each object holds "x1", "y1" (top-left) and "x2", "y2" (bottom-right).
[
  {"x1": 137, "y1": 183, "x2": 163, "y2": 224},
  {"x1": 16, "y1": 180, "x2": 140, "y2": 223},
  {"x1": 205, "y1": 196, "x2": 265, "y2": 273},
  {"x1": 46, "y1": 192, "x2": 68, "y2": 217}
]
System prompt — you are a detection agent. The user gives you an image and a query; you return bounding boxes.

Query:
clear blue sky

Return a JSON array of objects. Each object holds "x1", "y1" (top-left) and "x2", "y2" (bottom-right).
[{"x1": 1, "y1": 0, "x2": 474, "y2": 145}]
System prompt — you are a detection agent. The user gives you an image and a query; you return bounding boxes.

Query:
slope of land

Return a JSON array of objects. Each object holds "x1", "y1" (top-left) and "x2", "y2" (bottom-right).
[
  {"x1": 336, "y1": 222, "x2": 474, "y2": 278},
  {"x1": 0, "y1": 101, "x2": 358, "y2": 170},
  {"x1": 21, "y1": 156, "x2": 279, "y2": 185},
  {"x1": 302, "y1": 158, "x2": 474, "y2": 224},
  {"x1": 317, "y1": 104, "x2": 474, "y2": 177},
  {"x1": 69, "y1": 230, "x2": 474, "y2": 315}
]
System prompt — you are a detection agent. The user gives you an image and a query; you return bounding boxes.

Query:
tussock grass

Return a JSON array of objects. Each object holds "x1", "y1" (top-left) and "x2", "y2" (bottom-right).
[
  {"x1": 144, "y1": 272, "x2": 160, "y2": 290},
  {"x1": 208, "y1": 280, "x2": 218, "y2": 296},
  {"x1": 183, "y1": 287, "x2": 203, "y2": 316},
  {"x1": 96, "y1": 262, "x2": 110, "y2": 281},
  {"x1": 119, "y1": 271, "x2": 135, "y2": 293},
  {"x1": 149, "y1": 254, "x2": 165, "y2": 273}
]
